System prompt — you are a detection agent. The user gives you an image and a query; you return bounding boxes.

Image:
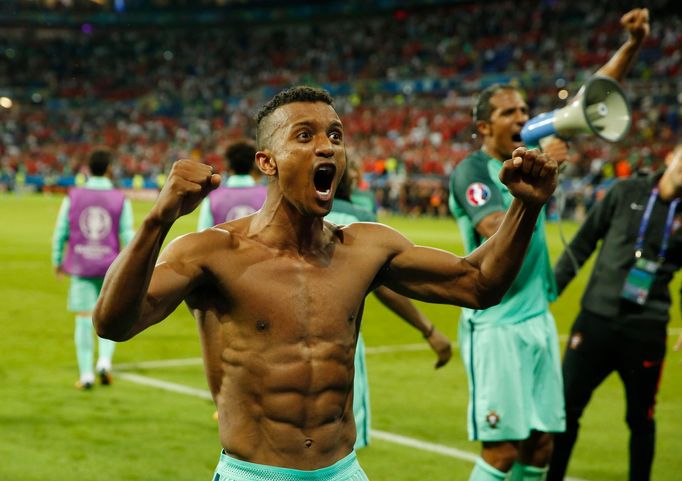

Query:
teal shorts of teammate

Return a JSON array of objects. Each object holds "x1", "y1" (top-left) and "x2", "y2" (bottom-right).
[
  {"x1": 212, "y1": 450, "x2": 369, "y2": 481},
  {"x1": 67, "y1": 276, "x2": 105, "y2": 312},
  {"x1": 449, "y1": 149, "x2": 565, "y2": 441},
  {"x1": 458, "y1": 311, "x2": 564, "y2": 441}
]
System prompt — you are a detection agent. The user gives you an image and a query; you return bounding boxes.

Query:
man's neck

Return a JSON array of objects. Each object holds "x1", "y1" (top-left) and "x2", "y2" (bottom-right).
[
  {"x1": 481, "y1": 143, "x2": 505, "y2": 162},
  {"x1": 251, "y1": 192, "x2": 330, "y2": 255}
]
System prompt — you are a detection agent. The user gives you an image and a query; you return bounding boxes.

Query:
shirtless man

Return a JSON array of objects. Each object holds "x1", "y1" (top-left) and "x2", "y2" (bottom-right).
[{"x1": 93, "y1": 86, "x2": 558, "y2": 481}]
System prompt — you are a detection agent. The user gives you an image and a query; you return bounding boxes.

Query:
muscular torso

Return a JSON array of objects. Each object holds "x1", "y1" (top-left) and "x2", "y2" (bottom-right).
[{"x1": 185, "y1": 218, "x2": 387, "y2": 469}]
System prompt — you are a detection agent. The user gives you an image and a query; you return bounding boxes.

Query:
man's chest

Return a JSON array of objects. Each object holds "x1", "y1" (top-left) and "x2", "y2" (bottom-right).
[
  {"x1": 200, "y1": 247, "x2": 382, "y2": 335},
  {"x1": 614, "y1": 194, "x2": 682, "y2": 261}
]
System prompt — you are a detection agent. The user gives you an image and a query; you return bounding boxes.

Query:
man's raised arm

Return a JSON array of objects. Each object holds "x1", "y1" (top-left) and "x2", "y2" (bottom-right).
[
  {"x1": 379, "y1": 148, "x2": 557, "y2": 309},
  {"x1": 93, "y1": 160, "x2": 221, "y2": 341},
  {"x1": 596, "y1": 8, "x2": 649, "y2": 82}
]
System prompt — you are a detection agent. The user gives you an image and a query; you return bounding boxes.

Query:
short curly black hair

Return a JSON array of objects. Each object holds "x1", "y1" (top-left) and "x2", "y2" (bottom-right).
[
  {"x1": 226, "y1": 140, "x2": 257, "y2": 176},
  {"x1": 255, "y1": 86, "x2": 334, "y2": 149},
  {"x1": 88, "y1": 148, "x2": 113, "y2": 176}
]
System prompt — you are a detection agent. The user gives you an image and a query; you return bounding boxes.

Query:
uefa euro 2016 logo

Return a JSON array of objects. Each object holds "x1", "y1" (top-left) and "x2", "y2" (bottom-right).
[
  {"x1": 225, "y1": 205, "x2": 257, "y2": 221},
  {"x1": 466, "y1": 182, "x2": 491, "y2": 207},
  {"x1": 79, "y1": 206, "x2": 113, "y2": 241}
]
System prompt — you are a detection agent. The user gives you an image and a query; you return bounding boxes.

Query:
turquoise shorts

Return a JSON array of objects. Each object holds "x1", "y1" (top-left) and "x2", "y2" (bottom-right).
[
  {"x1": 353, "y1": 333, "x2": 370, "y2": 449},
  {"x1": 67, "y1": 276, "x2": 104, "y2": 312},
  {"x1": 212, "y1": 450, "x2": 369, "y2": 481},
  {"x1": 458, "y1": 311, "x2": 565, "y2": 441}
]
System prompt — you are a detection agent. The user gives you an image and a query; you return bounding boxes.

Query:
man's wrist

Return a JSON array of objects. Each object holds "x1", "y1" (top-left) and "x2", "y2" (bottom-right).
[
  {"x1": 423, "y1": 324, "x2": 435, "y2": 339},
  {"x1": 625, "y1": 35, "x2": 643, "y2": 49},
  {"x1": 145, "y1": 209, "x2": 175, "y2": 229}
]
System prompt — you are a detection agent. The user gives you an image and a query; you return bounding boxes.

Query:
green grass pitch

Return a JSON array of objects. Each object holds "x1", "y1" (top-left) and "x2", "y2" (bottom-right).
[{"x1": 1, "y1": 194, "x2": 681, "y2": 480}]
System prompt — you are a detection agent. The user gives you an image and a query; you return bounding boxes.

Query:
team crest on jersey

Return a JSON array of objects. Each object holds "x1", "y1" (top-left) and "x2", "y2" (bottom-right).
[
  {"x1": 485, "y1": 411, "x2": 500, "y2": 428},
  {"x1": 225, "y1": 205, "x2": 257, "y2": 221},
  {"x1": 79, "y1": 206, "x2": 112, "y2": 241},
  {"x1": 672, "y1": 215, "x2": 682, "y2": 234},
  {"x1": 569, "y1": 332, "x2": 583, "y2": 350},
  {"x1": 466, "y1": 183, "x2": 491, "y2": 207}
]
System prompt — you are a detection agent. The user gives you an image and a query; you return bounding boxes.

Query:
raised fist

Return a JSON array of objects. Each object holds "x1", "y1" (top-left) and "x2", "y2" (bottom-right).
[
  {"x1": 621, "y1": 8, "x2": 649, "y2": 43},
  {"x1": 150, "y1": 159, "x2": 221, "y2": 225},
  {"x1": 499, "y1": 147, "x2": 558, "y2": 207}
]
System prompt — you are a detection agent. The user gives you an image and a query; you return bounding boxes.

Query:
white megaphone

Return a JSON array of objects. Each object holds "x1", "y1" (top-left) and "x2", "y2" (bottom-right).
[{"x1": 521, "y1": 75, "x2": 631, "y2": 148}]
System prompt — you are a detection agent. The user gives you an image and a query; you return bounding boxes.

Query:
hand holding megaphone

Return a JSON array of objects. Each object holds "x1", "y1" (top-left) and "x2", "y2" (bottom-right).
[
  {"x1": 520, "y1": 76, "x2": 631, "y2": 149},
  {"x1": 542, "y1": 138, "x2": 569, "y2": 167}
]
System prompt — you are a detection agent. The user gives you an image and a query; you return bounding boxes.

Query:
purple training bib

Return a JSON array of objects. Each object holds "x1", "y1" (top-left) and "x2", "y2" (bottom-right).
[
  {"x1": 209, "y1": 185, "x2": 267, "y2": 224},
  {"x1": 63, "y1": 188, "x2": 125, "y2": 277}
]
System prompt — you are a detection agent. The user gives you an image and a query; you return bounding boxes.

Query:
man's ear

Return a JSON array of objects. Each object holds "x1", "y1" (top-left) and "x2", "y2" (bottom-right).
[
  {"x1": 475, "y1": 120, "x2": 490, "y2": 137},
  {"x1": 256, "y1": 150, "x2": 277, "y2": 177}
]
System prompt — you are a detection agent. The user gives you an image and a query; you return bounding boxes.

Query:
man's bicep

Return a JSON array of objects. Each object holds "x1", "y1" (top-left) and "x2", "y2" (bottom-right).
[
  {"x1": 382, "y1": 244, "x2": 480, "y2": 307},
  {"x1": 138, "y1": 242, "x2": 206, "y2": 330}
]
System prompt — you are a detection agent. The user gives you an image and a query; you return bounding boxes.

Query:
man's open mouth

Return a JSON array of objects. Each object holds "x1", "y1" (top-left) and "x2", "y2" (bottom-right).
[
  {"x1": 313, "y1": 164, "x2": 336, "y2": 200},
  {"x1": 511, "y1": 133, "x2": 522, "y2": 142}
]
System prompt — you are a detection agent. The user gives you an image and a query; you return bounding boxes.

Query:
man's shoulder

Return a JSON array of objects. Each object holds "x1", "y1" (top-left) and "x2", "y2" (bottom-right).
[
  {"x1": 451, "y1": 151, "x2": 495, "y2": 183},
  {"x1": 328, "y1": 218, "x2": 380, "y2": 233},
  {"x1": 330, "y1": 220, "x2": 400, "y2": 247},
  {"x1": 173, "y1": 226, "x2": 224, "y2": 245},
  {"x1": 608, "y1": 176, "x2": 651, "y2": 197}
]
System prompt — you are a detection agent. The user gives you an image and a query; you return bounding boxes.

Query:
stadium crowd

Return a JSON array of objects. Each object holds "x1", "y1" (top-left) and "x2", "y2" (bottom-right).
[{"x1": 0, "y1": 0, "x2": 680, "y2": 215}]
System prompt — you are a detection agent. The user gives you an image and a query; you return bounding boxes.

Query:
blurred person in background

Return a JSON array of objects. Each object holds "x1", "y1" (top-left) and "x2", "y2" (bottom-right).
[
  {"x1": 326, "y1": 158, "x2": 453, "y2": 450},
  {"x1": 52, "y1": 147, "x2": 134, "y2": 390},
  {"x1": 197, "y1": 140, "x2": 267, "y2": 230},
  {"x1": 93, "y1": 85, "x2": 558, "y2": 480},
  {"x1": 549, "y1": 143, "x2": 682, "y2": 481},
  {"x1": 448, "y1": 8, "x2": 649, "y2": 481}
]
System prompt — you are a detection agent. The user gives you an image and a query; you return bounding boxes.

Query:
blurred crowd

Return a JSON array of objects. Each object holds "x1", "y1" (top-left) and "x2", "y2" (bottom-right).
[{"x1": 0, "y1": 0, "x2": 680, "y2": 216}]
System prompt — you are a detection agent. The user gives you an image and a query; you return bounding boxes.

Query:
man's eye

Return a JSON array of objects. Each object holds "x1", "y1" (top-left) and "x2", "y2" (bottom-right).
[
  {"x1": 297, "y1": 131, "x2": 311, "y2": 141},
  {"x1": 330, "y1": 131, "x2": 343, "y2": 141}
]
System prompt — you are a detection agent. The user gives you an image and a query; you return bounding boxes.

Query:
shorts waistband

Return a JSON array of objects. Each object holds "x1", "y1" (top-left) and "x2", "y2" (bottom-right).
[{"x1": 216, "y1": 450, "x2": 359, "y2": 481}]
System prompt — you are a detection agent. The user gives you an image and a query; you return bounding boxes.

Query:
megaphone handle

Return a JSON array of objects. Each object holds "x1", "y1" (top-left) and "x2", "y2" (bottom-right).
[
  {"x1": 537, "y1": 135, "x2": 569, "y2": 172},
  {"x1": 538, "y1": 135, "x2": 558, "y2": 151}
]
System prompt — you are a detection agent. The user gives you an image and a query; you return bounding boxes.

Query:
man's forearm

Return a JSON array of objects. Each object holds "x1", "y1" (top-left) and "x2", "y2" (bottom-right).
[
  {"x1": 374, "y1": 286, "x2": 432, "y2": 336},
  {"x1": 596, "y1": 38, "x2": 642, "y2": 82},
  {"x1": 468, "y1": 199, "x2": 541, "y2": 303},
  {"x1": 94, "y1": 215, "x2": 172, "y2": 341}
]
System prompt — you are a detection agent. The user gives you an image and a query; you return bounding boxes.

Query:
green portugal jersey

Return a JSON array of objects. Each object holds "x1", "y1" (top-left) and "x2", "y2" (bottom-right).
[
  {"x1": 326, "y1": 198, "x2": 377, "y2": 224},
  {"x1": 448, "y1": 150, "x2": 557, "y2": 326}
]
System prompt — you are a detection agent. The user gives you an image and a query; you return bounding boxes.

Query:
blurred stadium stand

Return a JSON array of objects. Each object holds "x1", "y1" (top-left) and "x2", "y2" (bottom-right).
[{"x1": 0, "y1": 0, "x2": 679, "y2": 216}]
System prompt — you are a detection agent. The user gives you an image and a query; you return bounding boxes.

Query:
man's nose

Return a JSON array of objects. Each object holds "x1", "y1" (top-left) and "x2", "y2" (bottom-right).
[
  {"x1": 314, "y1": 136, "x2": 334, "y2": 158},
  {"x1": 515, "y1": 110, "x2": 529, "y2": 123}
]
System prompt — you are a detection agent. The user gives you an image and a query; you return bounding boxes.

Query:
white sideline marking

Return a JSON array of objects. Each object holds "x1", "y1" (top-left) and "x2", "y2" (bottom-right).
[
  {"x1": 372, "y1": 429, "x2": 478, "y2": 462},
  {"x1": 115, "y1": 368, "x2": 588, "y2": 481},
  {"x1": 115, "y1": 327, "x2": 682, "y2": 370},
  {"x1": 117, "y1": 372, "x2": 213, "y2": 400},
  {"x1": 116, "y1": 358, "x2": 203, "y2": 370},
  {"x1": 366, "y1": 343, "x2": 427, "y2": 354}
]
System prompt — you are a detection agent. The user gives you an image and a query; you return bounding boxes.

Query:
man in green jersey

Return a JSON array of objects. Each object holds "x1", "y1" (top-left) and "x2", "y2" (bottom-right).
[
  {"x1": 448, "y1": 8, "x2": 649, "y2": 481},
  {"x1": 327, "y1": 160, "x2": 452, "y2": 449}
]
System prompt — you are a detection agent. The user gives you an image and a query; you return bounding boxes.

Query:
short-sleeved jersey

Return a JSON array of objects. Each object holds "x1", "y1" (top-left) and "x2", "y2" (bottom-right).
[
  {"x1": 326, "y1": 198, "x2": 377, "y2": 224},
  {"x1": 448, "y1": 149, "x2": 557, "y2": 326}
]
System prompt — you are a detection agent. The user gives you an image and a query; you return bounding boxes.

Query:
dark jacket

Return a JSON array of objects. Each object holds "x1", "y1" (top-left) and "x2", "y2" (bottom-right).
[{"x1": 555, "y1": 173, "x2": 682, "y2": 341}]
